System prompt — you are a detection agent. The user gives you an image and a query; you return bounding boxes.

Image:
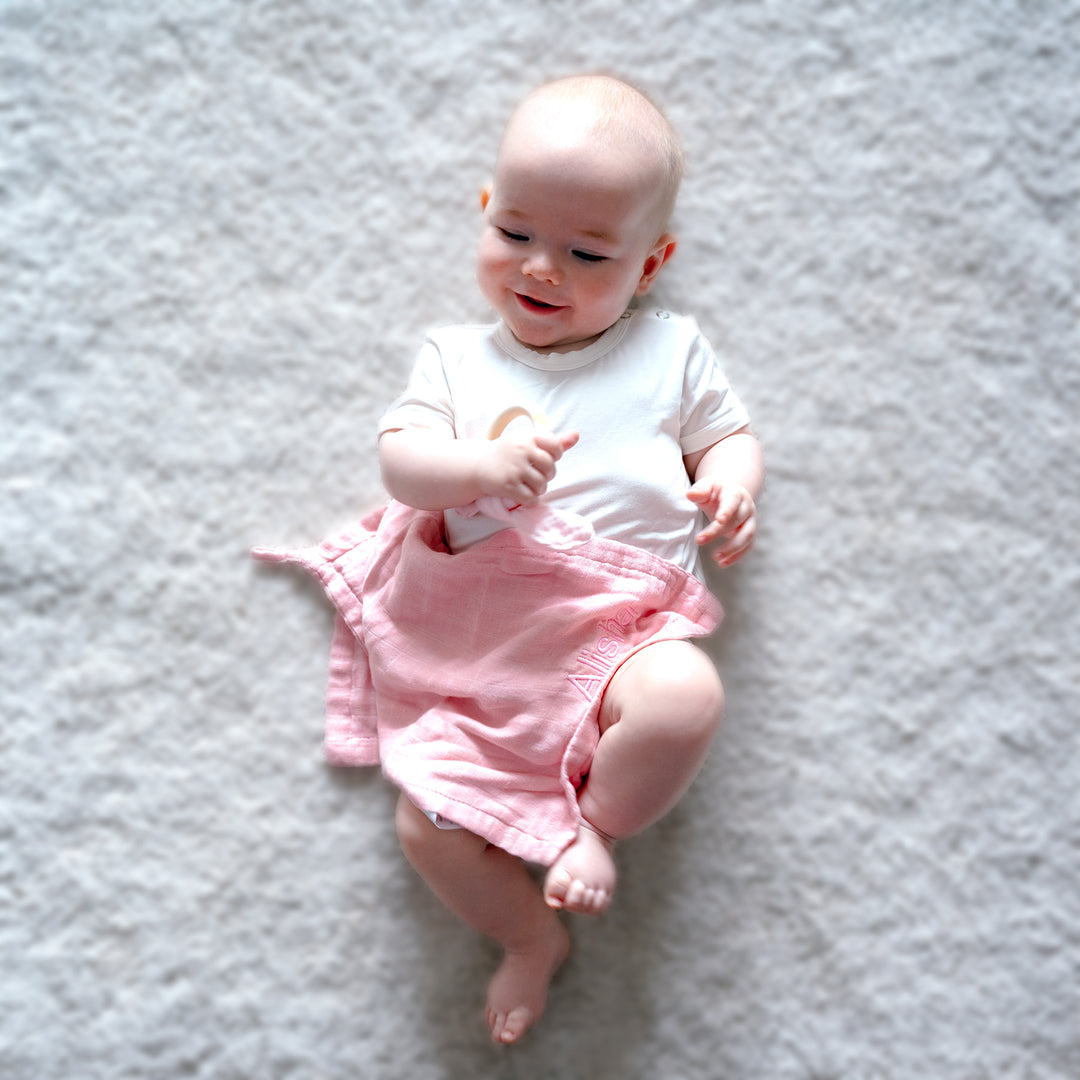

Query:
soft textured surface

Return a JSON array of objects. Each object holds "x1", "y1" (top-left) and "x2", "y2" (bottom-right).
[{"x1": 2, "y1": 2, "x2": 1077, "y2": 1077}]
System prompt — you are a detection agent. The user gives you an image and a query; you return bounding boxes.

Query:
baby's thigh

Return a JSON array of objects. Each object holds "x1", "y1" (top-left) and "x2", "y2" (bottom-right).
[
  {"x1": 599, "y1": 640, "x2": 723, "y2": 739},
  {"x1": 394, "y1": 791, "x2": 486, "y2": 862}
]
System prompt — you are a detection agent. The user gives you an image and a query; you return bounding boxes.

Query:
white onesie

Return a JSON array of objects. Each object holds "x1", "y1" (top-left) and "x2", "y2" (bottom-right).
[{"x1": 378, "y1": 306, "x2": 750, "y2": 578}]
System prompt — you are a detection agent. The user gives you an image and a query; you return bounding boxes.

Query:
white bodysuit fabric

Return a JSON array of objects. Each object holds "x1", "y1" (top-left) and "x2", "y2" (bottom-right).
[{"x1": 378, "y1": 307, "x2": 750, "y2": 577}]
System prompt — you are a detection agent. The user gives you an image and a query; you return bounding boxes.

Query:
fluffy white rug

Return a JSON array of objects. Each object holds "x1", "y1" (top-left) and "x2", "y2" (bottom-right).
[{"x1": 3, "y1": 2, "x2": 1077, "y2": 1076}]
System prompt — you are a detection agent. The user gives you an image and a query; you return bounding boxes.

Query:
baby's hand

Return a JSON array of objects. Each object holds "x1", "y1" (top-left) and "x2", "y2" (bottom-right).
[
  {"x1": 687, "y1": 478, "x2": 757, "y2": 567},
  {"x1": 480, "y1": 428, "x2": 579, "y2": 506}
]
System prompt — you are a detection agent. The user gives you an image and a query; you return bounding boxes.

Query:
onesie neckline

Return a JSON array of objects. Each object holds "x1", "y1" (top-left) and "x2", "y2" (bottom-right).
[{"x1": 493, "y1": 310, "x2": 635, "y2": 371}]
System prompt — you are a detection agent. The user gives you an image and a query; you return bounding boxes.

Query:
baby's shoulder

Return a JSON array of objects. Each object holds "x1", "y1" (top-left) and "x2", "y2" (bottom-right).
[
  {"x1": 421, "y1": 317, "x2": 505, "y2": 369},
  {"x1": 620, "y1": 308, "x2": 715, "y2": 372},
  {"x1": 424, "y1": 321, "x2": 498, "y2": 349},
  {"x1": 625, "y1": 306, "x2": 705, "y2": 345}
]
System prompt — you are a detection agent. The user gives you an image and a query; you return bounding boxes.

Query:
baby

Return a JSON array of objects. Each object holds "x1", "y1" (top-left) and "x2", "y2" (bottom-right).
[{"x1": 377, "y1": 74, "x2": 765, "y2": 1043}]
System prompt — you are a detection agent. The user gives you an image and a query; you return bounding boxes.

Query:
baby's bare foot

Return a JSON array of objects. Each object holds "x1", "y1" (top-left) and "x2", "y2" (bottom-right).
[
  {"x1": 486, "y1": 920, "x2": 570, "y2": 1045},
  {"x1": 543, "y1": 821, "x2": 616, "y2": 915}
]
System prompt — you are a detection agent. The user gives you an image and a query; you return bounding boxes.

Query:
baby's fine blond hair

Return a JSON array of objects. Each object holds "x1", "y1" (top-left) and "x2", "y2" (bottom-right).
[{"x1": 501, "y1": 74, "x2": 685, "y2": 230}]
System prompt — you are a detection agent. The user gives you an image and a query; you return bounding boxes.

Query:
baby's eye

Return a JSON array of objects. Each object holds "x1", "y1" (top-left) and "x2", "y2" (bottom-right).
[
  {"x1": 499, "y1": 228, "x2": 529, "y2": 243},
  {"x1": 572, "y1": 250, "x2": 608, "y2": 263}
]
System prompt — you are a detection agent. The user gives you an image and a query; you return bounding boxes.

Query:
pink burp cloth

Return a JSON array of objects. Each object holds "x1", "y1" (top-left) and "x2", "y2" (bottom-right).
[{"x1": 253, "y1": 500, "x2": 721, "y2": 866}]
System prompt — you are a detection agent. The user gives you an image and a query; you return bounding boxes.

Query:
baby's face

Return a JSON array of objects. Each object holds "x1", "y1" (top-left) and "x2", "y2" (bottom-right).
[{"x1": 477, "y1": 128, "x2": 672, "y2": 354}]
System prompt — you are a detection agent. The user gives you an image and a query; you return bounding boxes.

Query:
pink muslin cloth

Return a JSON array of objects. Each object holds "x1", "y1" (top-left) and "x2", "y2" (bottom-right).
[{"x1": 253, "y1": 500, "x2": 720, "y2": 866}]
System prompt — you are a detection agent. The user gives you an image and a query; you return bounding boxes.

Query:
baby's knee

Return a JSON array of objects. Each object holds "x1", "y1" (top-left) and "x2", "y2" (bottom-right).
[
  {"x1": 624, "y1": 641, "x2": 724, "y2": 743},
  {"x1": 666, "y1": 648, "x2": 724, "y2": 743}
]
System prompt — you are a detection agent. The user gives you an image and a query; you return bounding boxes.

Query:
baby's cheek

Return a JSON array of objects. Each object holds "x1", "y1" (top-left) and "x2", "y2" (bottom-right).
[
  {"x1": 578, "y1": 280, "x2": 623, "y2": 323},
  {"x1": 477, "y1": 233, "x2": 509, "y2": 271}
]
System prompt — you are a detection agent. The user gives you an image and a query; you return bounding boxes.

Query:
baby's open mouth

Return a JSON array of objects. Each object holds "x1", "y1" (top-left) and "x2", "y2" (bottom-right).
[{"x1": 516, "y1": 293, "x2": 566, "y2": 312}]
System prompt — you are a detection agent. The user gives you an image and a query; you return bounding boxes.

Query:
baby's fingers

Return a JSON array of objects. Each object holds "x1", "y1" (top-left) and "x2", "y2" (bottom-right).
[
  {"x1": 535, "y1": 429, "x2": 579, "y2": 461},
  {"x1": 510, "y1": 431, "x2": 578, "y2": 501},
  {"x1": 694, "y1": 485, "x2": 756, "y2": 554},
  {"x1": 695, "y1": 513, "x2": 729, "y2": 547},
  {"x1": 691, "y1": 486, "x2": 735, "y2": 542},
  {"x1": 709, "y1": 515, "x2": 757, "y2": 566}
]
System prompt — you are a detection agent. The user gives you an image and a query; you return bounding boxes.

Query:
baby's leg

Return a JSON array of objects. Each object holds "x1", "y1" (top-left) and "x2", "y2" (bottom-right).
[
  {"x1": 544, "y1": 640, "x2": 723, "y2": 915},
  {"x1": 395, "y1": 795, "x2": 569, "y2": 1045}
]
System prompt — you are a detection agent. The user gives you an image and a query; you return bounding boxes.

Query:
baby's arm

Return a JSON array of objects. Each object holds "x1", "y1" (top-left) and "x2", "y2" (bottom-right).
[
  {"x1": 684, "y1": 427, "x2": 765, "y2": 567},
  {"x1": 380, "y1": 425, "x2": 579, "y2": 512}
]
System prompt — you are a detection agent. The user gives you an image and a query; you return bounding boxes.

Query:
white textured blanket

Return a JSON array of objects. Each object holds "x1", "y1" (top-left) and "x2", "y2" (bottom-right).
[{"x1": 3, "y1": 3, "x2": 1077, "y2": 1077}]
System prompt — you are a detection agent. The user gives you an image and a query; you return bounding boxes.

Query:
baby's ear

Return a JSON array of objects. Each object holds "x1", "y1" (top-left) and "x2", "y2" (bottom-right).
[
  {"x1": 635, "y1": 234, "x2": 677, "y2": 295},
  {"x1": 480, "y1": 184, "x2": 492, "y2": 211}
]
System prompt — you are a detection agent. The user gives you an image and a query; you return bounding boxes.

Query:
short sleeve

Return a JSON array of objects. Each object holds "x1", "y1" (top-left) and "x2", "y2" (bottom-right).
[
  {"x1": 678, "y1": 329, "x2": 751, "y2": 455},
  {"x1": 377, "y1": 337, "x2": 457, "y2": 436}
]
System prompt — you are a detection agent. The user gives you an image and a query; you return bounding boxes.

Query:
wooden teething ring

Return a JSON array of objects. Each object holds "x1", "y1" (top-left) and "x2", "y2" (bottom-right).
[{"x1": 487, "y1": 406, "x2": 550, "y2": 441}]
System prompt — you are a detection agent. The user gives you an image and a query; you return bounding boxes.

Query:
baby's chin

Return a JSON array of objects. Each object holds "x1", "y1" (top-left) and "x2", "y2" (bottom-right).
[
  {"x1": 505, "y1": 315, "x2": 608, "y2": 355},
  {"x1": 512, "y1": 328, "x2": 602, "y2": 354}
]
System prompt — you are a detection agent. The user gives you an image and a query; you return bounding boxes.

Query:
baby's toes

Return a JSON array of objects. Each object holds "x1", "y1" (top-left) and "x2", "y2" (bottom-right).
[
  {"x1": 543, "y1": 865, "x2": 574, "y2": 910},
  {"x1": 564, "y1": 877, "x2": 589, "y2": 911}
]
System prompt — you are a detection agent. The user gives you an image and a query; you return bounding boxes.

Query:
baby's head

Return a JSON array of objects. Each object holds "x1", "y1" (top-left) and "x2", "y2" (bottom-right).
[{"x1": 478, "y1": 75, "x2": 684, "y2": 353}]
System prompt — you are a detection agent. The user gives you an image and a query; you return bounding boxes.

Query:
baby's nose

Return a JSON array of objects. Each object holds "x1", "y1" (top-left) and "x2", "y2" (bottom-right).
[{"x1": 523, "y1": 250, "x2": 561, "y2": 284}]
